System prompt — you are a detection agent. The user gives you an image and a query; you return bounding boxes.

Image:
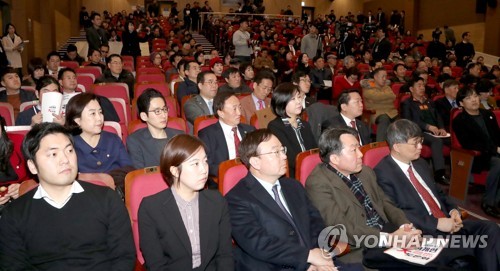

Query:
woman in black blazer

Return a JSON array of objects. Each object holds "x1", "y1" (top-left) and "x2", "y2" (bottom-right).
[
  {"x1": 268, "y1": 83, "x2": 317, "y2": 177},
  {"x1": 138, "y1": 134, "x2": 234, "y2": 271}
]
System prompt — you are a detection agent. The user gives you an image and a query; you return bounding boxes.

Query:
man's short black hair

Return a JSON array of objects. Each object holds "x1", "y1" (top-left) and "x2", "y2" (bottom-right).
[
  {"x1": 254, "y1": 70, "x2": 275, "y2": 85},
  {"x1": 197, "y1": 70, "x2": 215, "y2": 84},
  {"x1": 46, "y1": 51, "x2": 60, "y2": 61},
  {"x1": 136, "y1": 88, "x2": 166, "y2": 116},
  {"x1": 337, "y1": 89, "x2": 361, "y2": 112},
  {"x1": 386, "y1": 119, "x2": 422, "y2": 149},
  {"x1": 456, "y1": 87, "x2": 477, "y2": 105},
  {"x1": 22, "y1": 123, "x2": 74, "y2": 164},
  {"x1": 67, "y1": 44, "x2": 78, "y2": 53},
  {"x1": 222, "y1": 67, "x2": 239, "y2": 79},
  {"x1": 58, "y1": 67, "x2": 76, "y2": 80},
  {"x1": 213, "y1": 91, "x2": 236, "y2": 119},
  {"x1": 318, "y1": 127, "x2": 359, "y2": 163}
]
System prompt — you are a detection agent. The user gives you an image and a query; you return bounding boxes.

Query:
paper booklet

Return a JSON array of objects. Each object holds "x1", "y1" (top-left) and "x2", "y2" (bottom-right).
[
  {"x1": 384, "y1": 237, "x2": 448, "y2": 266},
  {"x1": 41, "y1": 92, "x2": 79, "y2": 122},
  {"x1": 424, "y1": 132, "x2": 451, "y2": 138}
]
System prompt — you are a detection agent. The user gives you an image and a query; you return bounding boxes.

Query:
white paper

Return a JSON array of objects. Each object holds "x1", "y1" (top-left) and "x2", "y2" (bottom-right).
[
  {"x1": 61, "y1": 93, "x2": 80, "y2": 117},
  {"x1": 41, "y1": 92, "x2": 63, "y2": 122},
  {"x1": 384, "y1": 237, "x2": 448, "y2": 265},
  {"x1": 323, "y1": 80, "x2": 332, "y2": 87},
  {"x1": 424, "y1": 132, "x2": 450, "y2": 138}
]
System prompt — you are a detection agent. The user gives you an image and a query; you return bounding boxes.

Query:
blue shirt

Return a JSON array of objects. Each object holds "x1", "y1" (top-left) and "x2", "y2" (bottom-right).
[{"x1": 74, "y1": 131, "x2": 133, "y2": 173}]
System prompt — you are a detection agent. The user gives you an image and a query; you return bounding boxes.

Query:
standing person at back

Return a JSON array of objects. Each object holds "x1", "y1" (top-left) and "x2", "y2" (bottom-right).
[
  {"x1": 86, "y1": 13, "x2": 108, "y2": 52},
  {"x1": 454, "y1": 32, "x2": 475, "y2": 68},
  {"x1": 232, "y1": 18, "x2": 252, "y2": 64},
  {"x1": 300, "y1": 24, "x2": 321, "y2": 60}
]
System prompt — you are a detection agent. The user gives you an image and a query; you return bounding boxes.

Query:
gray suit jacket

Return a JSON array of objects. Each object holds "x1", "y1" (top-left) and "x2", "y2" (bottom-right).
[
  {"x1": 126, "y1": 127, "x2": 185, "y2": 169},
  {"x1": 184, "y1": 95, "x2": 212, "y2": 124},
  {"x1": 305, "y1": 164, "x2": 409, "y2": 248}
]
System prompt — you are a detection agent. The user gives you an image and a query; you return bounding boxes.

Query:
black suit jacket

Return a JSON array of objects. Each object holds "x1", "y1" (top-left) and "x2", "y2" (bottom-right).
[
  {"x1": 372, "y1": 37, "x2": 391, "y2": 62},
  {"x1": 198, "y1": 121, "x2": 255, "y2": 176},
  {"x1": 138, "y1": 189, "x2": 234, "y2": 271},
  {"x1": 374, "y1": 157, "x2": 457, "y2": 236},
  {"x1": 268, "y1": 118, "x2": 318, "y2": 177},
  {"x1": 434, "y1": 97, "x2": 453, "y2": 131},
  {"x1": 225, "y1": 173, "x2": 325, "y2": 271},
  {"x1": 452, "y1": 109, "x2": 500, "y2": 172},
  {"x1": 401, "y1": 98, "x2": 445, "y2": 131},
  {"x1": 323, "y1": 114, "x2": 371, "y2": 145}
]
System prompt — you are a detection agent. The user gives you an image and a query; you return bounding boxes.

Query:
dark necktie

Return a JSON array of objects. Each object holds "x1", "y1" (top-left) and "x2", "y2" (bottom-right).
[
  {"x1": 350, "y1": 120, "x2": 362, "y2": 144},
  {"x1": 451, "y1": 100, "x2": 457, "y2": 108},
  {"x1": 407, "y1": 166, "x2": 446, "y2": 218},
  {"x1": 272, "y1": 184, "x2": 306, "y2": 246},
  {"x1": 232, "y1": 127, "x2": 240, "y2": 157}
]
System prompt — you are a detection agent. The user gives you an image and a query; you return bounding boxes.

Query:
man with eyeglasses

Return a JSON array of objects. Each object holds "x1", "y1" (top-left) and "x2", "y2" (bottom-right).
[
  {"x1": 452, "y1": 87, "x2": 500, "y2": 218},
  {"x1": 240, "y1": 70, "x2": 275, "y2": 127},
  {"x1": 198, "y1": 91, "x2": 255, "y2": 179},
  {"x1": 306, "y1": 127, "x2": 429, "y2": 269},
  {"x1": 95, "y1": 54, "x2": 135, "y2": 99},
  {"x1": 127, "y1": 88, "x2": 184, "y2": 168},
  {"x1": 226, "y1": 129, "x2": 362, "y2": 271},
  {"x1": 375, "y1": 119, "x2": 500, "y2": 270},
  {"x1": 184, "y1": 71, "x2": 217, "y2": 125}
]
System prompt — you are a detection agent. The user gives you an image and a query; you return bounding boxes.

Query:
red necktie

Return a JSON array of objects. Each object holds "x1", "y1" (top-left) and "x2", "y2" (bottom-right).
[
  {"x1": 407, "y1": 166, "x2": 446, "y2": 218},
  {"x1": 350, "y1": 120, "x2": 356, "y2": 129},
  {"x1": 232, "y1": 127, "x2": 240, "y2": 157},
  {"x1": 350, "y1": 120, "x2": 362, "y2": 144},
  {"x1": 258, "y1": 100, "x2": 264, "y2": 110}
]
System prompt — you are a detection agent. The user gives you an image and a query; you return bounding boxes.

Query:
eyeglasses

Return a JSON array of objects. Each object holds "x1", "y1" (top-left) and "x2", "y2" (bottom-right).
[
  {"x1": 257, "y1": 146, "x2": 287, "y2": 157},
  {"x1": 401, "y1": 137, "x2": 424, "y2": 148},
  {"x1": 300, "y1": 79, "x2": 312, "y2": 83},
  {"x1": 204, "y1": 80, "x2": 218, "y2": 85},
  {"x1": 148, "y1": 107, "x2": 168, "y2": 115},
  {"x1": 110, "y1": 61, "x2": 123, "y2": 65}
]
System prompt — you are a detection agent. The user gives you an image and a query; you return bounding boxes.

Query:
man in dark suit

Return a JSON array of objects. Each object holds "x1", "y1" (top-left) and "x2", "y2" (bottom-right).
[
  {"x1": 184, "y1": 71, "x2": 218, "y2": 125},
  {"x1": 452, "y1": 87, "x2": 500, "y2": 218},
  {"x1": 226, "y1": 129, "x2": 361, "y2": 270},
  {"x1": 401, "y1": 76, "x2": 449, "y2": 184},
  {"x1": 309, "y1": 56, "x2": 334, "y2": 102},
  {"x1": 198, "y1": 91, "x2": 255, "y2": 177},
  {"x1": 374, "y1": 119, "x2": 500, "y2": 271},
  {"x1": 176, "y1": 60, "x2": 201, "y2": 106},
  {"x1": 323, "y1": 90, "x2": 371, "y2": 145},
  {"x1": 371, "y1": 28, "x2": 391, "y2": 62},
  {"x1": 434, "y1": 79, "x2": 459, "y2": 132}
]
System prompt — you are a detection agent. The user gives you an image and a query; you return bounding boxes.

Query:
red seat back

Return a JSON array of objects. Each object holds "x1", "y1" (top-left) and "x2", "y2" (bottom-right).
[
  {"x1": 124, "y1": 167, "x2": 168, "y2": 264},
  {"x1": 295, "y1": 149, "x2": 321, "y2": 186},
  {"x1": 218, "y1": 158, "x2": 247, "y2": 196}
]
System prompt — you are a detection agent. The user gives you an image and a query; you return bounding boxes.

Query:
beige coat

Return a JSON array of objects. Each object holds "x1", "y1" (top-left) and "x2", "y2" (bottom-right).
[
  {"x1": 363, "y1": 84, "x2": 398, "y2": 123},
  {"x1": 2, "y1": 34, "x2": 23, "y2": 68}
]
